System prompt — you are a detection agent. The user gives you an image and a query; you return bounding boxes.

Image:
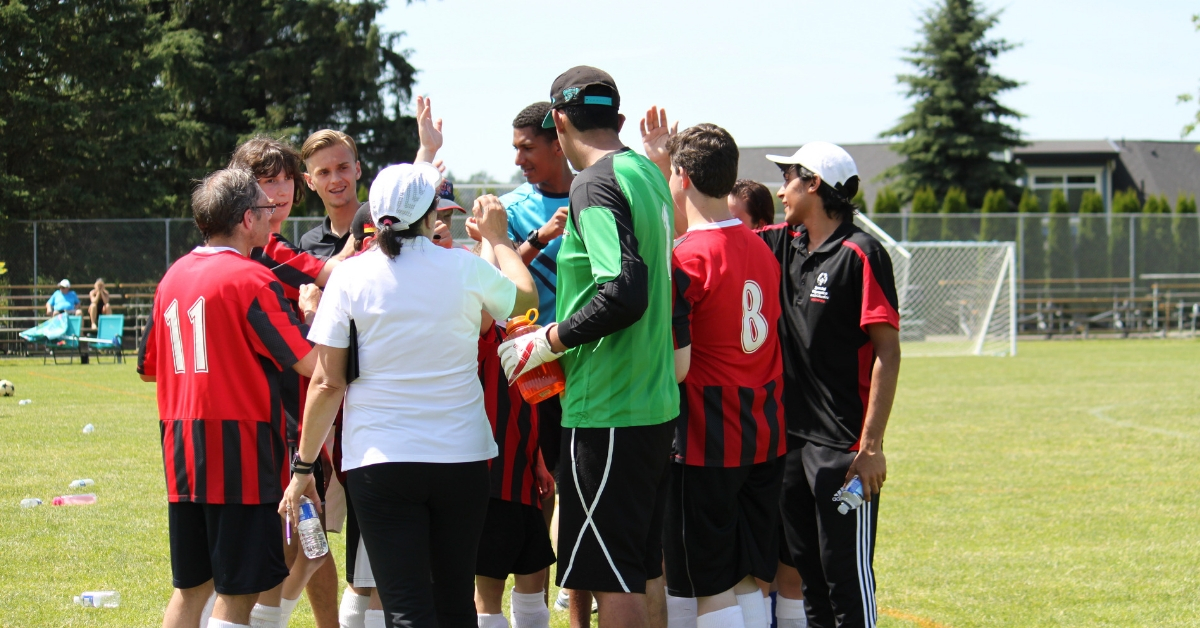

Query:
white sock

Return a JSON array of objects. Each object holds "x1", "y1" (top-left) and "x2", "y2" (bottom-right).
[
  {"x1": 666, "y1": 593, "x2": 698, "y2": 628},
  {"x1": 477, "y1": 613, "x2": 510, "y2": 628},
  {"x1": 762, "y1": 595, "x2": 773, "y2": 627},
  {"x1": 201, "y1": 593, "x2": 217, "y2": 627},
  {"x1": 279, "y1": 597, "x2": 300, "y2": 625},
  {"x1": 339, "y1": 593, "x2": 370, "y2": 628},
  {"x1": 249, "y1": 603, "x2": 281, "y2": 628},
  {"x1": 775, "y1": 596, "x2": 808, "y2": 628},
  {"x1": 736, "y1": 592, "x2": 768, "y2": 628},
  {"x1": 208, "y1": 619, "x2": 249, "y2": 628},
  {"x1": 697, "y1": 606, "x2": 745, "y2": 628},
  {"x1": 364, "y1": 609, "x2": 386, "y2": 628},
  {"x1": 510, "y1": 589, "x2": 549, "y2": 628}
]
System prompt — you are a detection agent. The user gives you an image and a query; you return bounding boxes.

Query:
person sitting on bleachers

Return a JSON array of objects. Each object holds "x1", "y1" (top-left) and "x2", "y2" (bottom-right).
[
  {"x1": 88, "y1": 278, "x2": 112, "y2": 330},
  {"x1": 45, "y1": 279, "x2": 81, "y2": 318}
]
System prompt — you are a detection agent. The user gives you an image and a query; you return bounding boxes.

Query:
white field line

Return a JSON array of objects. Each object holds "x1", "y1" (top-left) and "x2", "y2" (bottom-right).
[{"x1": 1088, "y1": 406, "x2": 1196, "y2": 440}]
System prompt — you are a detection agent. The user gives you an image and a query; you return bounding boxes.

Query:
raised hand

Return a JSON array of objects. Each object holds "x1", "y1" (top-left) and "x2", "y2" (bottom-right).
[
  {"x1": 639, "y1": 105, "x2": 677, "y2": 175},
  {"x1": 415, "y1": 95, "x2": 443, "y2": 163},
  {"x1": 474, "y1": 194, "x2": 510, "y2": 244}
]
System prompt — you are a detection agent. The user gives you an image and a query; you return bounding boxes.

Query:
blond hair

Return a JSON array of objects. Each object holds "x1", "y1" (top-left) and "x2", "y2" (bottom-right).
[{"x1": 301, "y1": 129, "x2": 359, "y2": 164}]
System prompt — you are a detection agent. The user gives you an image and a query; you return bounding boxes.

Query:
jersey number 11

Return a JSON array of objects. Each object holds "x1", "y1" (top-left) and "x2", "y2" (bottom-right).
[{"x1": 164, "y1": 298, "x2": 209, "y2": 374}]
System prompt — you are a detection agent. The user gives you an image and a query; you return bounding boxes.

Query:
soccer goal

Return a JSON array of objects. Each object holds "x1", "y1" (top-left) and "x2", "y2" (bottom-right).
[{"x1": 854, "y1": 214, "x2": 1017, "y2": 357}]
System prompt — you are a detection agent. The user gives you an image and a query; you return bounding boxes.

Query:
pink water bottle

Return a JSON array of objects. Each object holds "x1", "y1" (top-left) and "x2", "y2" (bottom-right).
[{"x1": 52, "y1": 494, "x2": 97, "y2": 506}]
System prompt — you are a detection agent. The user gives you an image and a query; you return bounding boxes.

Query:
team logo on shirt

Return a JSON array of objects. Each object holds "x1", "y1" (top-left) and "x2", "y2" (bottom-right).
[{"x1": 810, "y1": 272, "x2": 830, "y2": 303}]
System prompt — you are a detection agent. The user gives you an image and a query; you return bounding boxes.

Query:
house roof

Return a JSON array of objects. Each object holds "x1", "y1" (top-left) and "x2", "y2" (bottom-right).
[{"x1": 737, "y1": 139, "x2": 1200, "y2": 207}]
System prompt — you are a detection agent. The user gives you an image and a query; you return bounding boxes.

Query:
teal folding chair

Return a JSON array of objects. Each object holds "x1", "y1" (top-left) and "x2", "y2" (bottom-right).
[
  {"x1": 93, "y1": 314, "x2": 125, "y2": 364},
  {"x1": 48, "y1": 315, "x2": 83, "y2": 365}
]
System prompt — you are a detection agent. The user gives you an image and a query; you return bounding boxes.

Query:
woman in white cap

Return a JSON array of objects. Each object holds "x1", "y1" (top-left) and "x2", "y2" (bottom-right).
[{"x1": 281, "y1": 162, "x2": 538, "y2": 628}]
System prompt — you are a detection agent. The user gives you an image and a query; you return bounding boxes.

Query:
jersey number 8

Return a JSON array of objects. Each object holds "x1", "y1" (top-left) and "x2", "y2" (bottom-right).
[{"x1": 741, "y1": 281, "x2": 768, "y2": 353}]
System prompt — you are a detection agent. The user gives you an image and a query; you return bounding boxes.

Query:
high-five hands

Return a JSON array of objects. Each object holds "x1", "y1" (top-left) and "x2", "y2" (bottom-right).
[
  {"x1": 415, "y1": 96, "x2": 443, "y2": 163},
  {"x1": 639, "y1": 105, "x2": 677, "y2": 178}
]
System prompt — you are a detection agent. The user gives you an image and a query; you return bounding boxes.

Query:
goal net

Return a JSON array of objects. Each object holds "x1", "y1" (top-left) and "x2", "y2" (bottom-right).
[{"x1": 854, "y1": 215, "x2": 1017, "y2": 357}]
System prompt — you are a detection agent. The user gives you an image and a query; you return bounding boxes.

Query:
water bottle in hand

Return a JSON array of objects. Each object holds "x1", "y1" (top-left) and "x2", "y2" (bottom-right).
[
  {"x1": 297, "y1": 496, "x2": 329, "y2": 559},
  {"x1": 74, "y1": 591, "x2": 120, "y2": 608},
  {"x1": 69, "y1": 479, "x2": 95, "y2": 490},
  {"x1": 834, "y1": 476, "x2": 864, "y2": 515}
]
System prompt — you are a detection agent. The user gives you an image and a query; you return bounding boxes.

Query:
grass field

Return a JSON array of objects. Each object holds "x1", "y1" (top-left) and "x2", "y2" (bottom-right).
[{"x1": 1, "y1": 340, "x2": 1197, "y2": 627}]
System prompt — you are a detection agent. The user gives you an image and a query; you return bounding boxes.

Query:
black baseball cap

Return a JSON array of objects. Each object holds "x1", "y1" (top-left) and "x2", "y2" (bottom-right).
[
  {"x1": 351, "y1": 202, "x2": 376, "y2": 243},
  {"x1": 542, "y1": 66, "x2": 620, "y2": 129}
]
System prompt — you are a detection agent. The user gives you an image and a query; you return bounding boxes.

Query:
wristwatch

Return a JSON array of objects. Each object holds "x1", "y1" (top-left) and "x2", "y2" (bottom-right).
[
  {"x1": 291, "y1": 453, "x2": 315, "y2": 475},
  {"x1": 526, "y1": 228, "x2": 547, "y2": 250}
]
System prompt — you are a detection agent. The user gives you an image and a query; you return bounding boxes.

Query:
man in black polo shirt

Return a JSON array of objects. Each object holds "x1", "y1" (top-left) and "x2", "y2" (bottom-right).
[{"x1": 756, "y1": 142, "x2": 901, "y2": 628}]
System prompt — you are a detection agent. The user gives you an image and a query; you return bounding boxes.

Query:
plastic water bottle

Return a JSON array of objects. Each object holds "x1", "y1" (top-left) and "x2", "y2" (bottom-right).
[
  {"x1": 18, "y1": 399, "x2": 32, "y2": 405},
  {"x1": 834, "y1": 476, "x2": 865, "y2": 515},
  {"x1": 69, "y1": 479, "x2": 95, "y2": 490},
  {"x1": 74, "y1": 591, "x2": 120, "y2": 608},
  {"x1": 505, "y1": 309, "x2": 566, "y2": 404},
  {"x1": 297, "y1": 496, "x2": 329, "y2": 559},
  {"x1": 52, "y1": 493, "x2": 97, "y2": 506},
  {"x1": 20, "y1": 498, "x2": 42, "y2": 508},
  {"x1": 82, "y1": 423, "x2": 95, "y2": 434}
]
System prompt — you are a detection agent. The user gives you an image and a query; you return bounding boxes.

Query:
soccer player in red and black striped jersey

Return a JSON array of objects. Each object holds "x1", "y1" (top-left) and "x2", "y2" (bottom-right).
[
  {"x1": 474, "y1": 321, "x2": 556, "y2": 628},
  {"x1": 642, "y1": 119, "x2": 786, "y2": 628},
  {"x1": 138, "y1": 168, "x2": 316, "y2": 628},
  {"x1": 758, "y1": 142, "x2": 901, "y2": 628}
]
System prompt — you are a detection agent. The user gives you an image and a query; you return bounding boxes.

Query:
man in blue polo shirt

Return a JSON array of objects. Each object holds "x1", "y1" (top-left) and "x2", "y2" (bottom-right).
[{"x1": 45, "y1": 279, "x2": 81, "y2": 317}]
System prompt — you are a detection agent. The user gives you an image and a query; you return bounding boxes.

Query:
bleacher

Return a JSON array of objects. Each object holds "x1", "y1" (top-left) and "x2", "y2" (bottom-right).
[
  {"x1": 1017, "y1": 276, "x2": 1200, "y2": 338},
  {"x1": 0, "y1": 283, "x2": 156, "y2": 357}
]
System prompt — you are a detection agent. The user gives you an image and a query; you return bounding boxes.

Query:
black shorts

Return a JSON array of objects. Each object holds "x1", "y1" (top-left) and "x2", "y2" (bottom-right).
[
  {"x1": 168, "y1": 502, "x2": 289, "y2": 595},
  {"x1": 475, "y1": 498, "x2": 557, "y2": 580},
  {"x1": 344, "y1": 484, "x2": 375, "y2": 588},
  {"x1": 556, "y1": 421, "x2": 673, "y2": 594},
  {"x1": 663, "y1": 459, "x2": 785, "y2": 597},
  {"x1": 537, "y1": 396, "x2": 562, "y2": 475}
]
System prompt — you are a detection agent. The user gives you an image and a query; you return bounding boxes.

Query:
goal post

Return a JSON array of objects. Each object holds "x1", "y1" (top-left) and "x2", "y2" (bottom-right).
[{"x1": 854, "y1": 214, "x2": 1018, "y2": 357}]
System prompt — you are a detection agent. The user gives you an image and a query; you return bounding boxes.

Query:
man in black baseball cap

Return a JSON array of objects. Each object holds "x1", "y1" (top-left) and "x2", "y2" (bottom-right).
[{"x1": 541, "y1": 66, "x2": 620, "y2": 129}]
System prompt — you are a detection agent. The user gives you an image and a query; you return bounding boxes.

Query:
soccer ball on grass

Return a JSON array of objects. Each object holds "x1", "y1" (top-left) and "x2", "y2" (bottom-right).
[{"x1": 0, "y1": 380, "x2": 13, "y2": 397}]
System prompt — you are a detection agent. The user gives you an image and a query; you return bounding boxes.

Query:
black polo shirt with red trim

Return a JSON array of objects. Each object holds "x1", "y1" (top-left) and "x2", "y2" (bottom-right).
[{"x1": 756, "y1": 220, "x2": 899, "y2": 451}]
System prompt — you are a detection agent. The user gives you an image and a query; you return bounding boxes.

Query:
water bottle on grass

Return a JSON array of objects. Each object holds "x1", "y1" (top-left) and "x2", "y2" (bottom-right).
[
  {"x1": 69, "y1": 479, "x2": 95, "y2": 490},
  {"x1": 52, "y1": 494, "x2": 97, "y2": 506},
  {"x1": 20, "y1": 498, "x2": 42, "y2": 508},
  {"x1": 74, "y1": 591, "x2": 120, "y2": 608},
  {"x1": 297, "y1": 496, "x2": 329, "y2": 559}
]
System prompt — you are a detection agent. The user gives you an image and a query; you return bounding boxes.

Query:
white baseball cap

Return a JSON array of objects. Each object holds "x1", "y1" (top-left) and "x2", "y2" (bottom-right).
[
  {"x1": 58, "y1": 279, "x2": 71, "y2": 288},
  {"x1": 369, "y1": 163, "x2": 442, "y2": 229},
  {"x1": 766, "y1": 141, "x2": 859, "y2": 191}
]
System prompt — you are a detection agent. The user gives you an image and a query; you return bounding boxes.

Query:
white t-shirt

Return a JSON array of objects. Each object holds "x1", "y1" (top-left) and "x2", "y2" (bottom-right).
[{"x1": 307, "y1": 238, "x2": 517, "y2": 470}]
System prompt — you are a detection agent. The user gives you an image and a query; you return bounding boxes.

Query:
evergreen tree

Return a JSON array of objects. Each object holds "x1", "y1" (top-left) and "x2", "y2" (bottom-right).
[
  {"x1": 1173, "y1": 194, "x2": 1199, "y2": 273},
  {"x1": 152, "y1": 0, "x2": 420, "y2": 215},
  {"x1": 0, "y1": 0, "x2": 174, "y2": 220},
  {"x1": 1139, "y1": 195, "x2": 1173, "y2": 274},
  {"x1": 1018, "y1": 189, "x2": 1045, "y2": 281},
  {"x1": 1076, "y1": 190, "x2": 1107, "y2": 278},
  {"x1": 872, "y1": 187, "x2": 902, "y2": 240},
  {"x1": 880, "y1": 0, "x2": 1024, "y2": 207},
  {"x1": 939, "y1": 187, "x2": 970, "y2": 240},
  {"x1": 1109, "y1": 189, "x2": 1138, "y2": 278},
  {"x1": 978, "y1": 189, "x2": 1014, "y2": 241},
  {"x1": 909, "y1": 187, "x2": 940, "y2": 241},
  {"x1": 1046, "y1": 189, "x2": 1073, "y2": 279}
]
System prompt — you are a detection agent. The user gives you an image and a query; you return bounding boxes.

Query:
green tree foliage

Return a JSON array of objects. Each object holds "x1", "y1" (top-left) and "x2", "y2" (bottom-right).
[
  {"x1": 939, "y1": 186, "x2": 970, "y2": 240},
  {"x1": 1018, "y1": 189, "x2": 1044, "y2": 281},
  {"x1": 0, "y1": 0, "x2": 174, "y2": 220},
  {"x1": 1173, "y1": 194, "x2": 1198, "y2": 273},
  {"x1": 154, "y1": 0, "x2": 419, "y2": 216},
  {"x1": 1139, "y1": 195, "x2": 1173, "y2": 274},
  {"x1": 909, "y1": 187, "x2": 940, "y2": 241},
  {"x1": 1109, "y1": 189, "x2": 1138, "y2": 278},
  {"x1": 874, "y1": 188, "x2": 902, "y2": 215},
  {"x1": 880, "y1": 0, "x2": 1024, "y2": 207},
  {"x1": 978, "y1": 189, "x2": 1013, "y2": 241},
  {"x1": 1076, "y1": 190, "x2": 1107, "y2": 278},
  {"x1": 852, "y1": 191, "x2": 867, "y2": 214},
  {"x1": 1045, "y1": 189, "x2": 1073, "y2": 279},
  {"x1": 0, "y1": 0, "x2": 418, "y2": 221}
]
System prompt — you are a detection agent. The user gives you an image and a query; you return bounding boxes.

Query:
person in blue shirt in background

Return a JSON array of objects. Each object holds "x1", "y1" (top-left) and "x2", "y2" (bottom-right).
[
  {"x1": 45, "y1": 279, "x2": 81, "y2": 317},
  {"x1": 497, "y1": 100, "x2": 578, "y2": 619}
]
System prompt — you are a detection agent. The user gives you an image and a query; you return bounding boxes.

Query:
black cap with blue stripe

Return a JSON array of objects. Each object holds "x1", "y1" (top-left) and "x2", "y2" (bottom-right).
[{"x1": 542, "y1": 66, "x2": 620, "y2": 128}]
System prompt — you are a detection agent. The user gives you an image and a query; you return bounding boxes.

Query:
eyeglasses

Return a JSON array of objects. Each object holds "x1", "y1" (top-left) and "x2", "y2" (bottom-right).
[{"x1": 250, "y1": 204, "x2": 277, "y2": 215}]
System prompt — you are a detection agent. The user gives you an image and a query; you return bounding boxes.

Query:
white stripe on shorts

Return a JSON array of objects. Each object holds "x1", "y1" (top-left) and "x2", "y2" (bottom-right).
[{"x1": 559, "y1": 428, "x2": 630, "y2": 592}]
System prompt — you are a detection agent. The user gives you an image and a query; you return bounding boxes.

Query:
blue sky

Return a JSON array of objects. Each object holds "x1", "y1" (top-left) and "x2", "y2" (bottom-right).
[{"x1": 378, "y1": 0, "x2": 1200, "y2": 181}]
